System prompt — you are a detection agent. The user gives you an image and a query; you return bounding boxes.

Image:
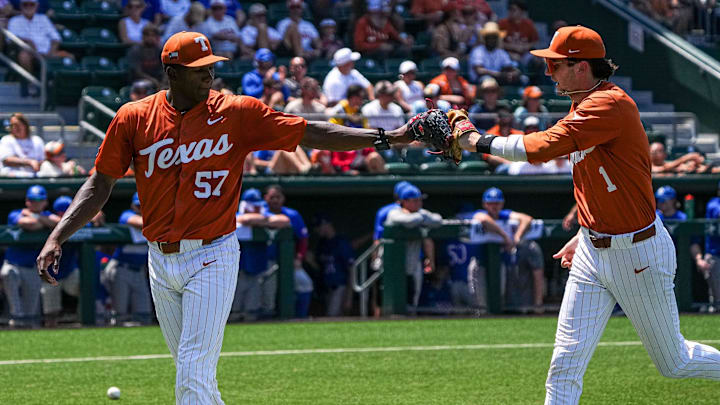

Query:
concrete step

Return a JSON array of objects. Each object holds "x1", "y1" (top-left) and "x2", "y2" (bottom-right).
[
  {"x1": 694, "y1": 136, "x2": 718, "y2": 154},
  {"x1": 647, "y1": 103, "x2": 675, "y2": 113},
  {"x1": 0, "y1": 67, "x2": 8, "y2": 82},
  {"x1": 613, "y1": 76, "x2": 633, "y2": 91},
  {"x1": 0, "y1": 82, "x2": 22, "y2": 98}
]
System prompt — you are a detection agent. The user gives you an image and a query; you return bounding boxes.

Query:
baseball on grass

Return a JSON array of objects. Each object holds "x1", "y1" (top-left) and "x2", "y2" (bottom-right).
[{"x1": 106, "y1": 386, "x2": 121, "y2": 400}]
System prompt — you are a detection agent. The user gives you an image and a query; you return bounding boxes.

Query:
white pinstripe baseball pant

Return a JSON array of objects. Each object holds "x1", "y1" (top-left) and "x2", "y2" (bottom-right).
[
  {"x1": 148, "y1": 233, "x2": 240, "y2": 405},
  {"x1": 546, "y1": 216, "x2": 720, "y2": 405}
]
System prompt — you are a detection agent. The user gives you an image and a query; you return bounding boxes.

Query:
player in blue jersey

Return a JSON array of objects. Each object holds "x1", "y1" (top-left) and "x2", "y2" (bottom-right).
[
  {"x1": 655, "y1": 186, "x2": 687, "y2": 221},
  {"x1": 312, "y1": 214, "x2": 355, "y2": 316},
  {"x1": 693, "y1": 182, "x2": 720, "y2": 312},
  {"x1": 100, "y1": 192, "x2": 152, "y2": 325},
  {"x1": 262, "y1": 185, "x2": 312, "y2": 318},
  {"x1": 232, "y1": 188, "x2": 290, "y2": 321},
  {"x1": 39, "y1": 195, "x2": 81, "y2": 327},
  {"x1": 1, "y1": 185, "x2": 59, "y2": 327},
  {"x1": 476, "y1": 187, "x2": 544, "y2": 313}
]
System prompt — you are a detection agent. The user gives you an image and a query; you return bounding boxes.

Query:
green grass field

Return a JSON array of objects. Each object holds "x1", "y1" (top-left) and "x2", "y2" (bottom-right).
[{"x1": 0, "y1": 315, "x2": 718, "y2": 404}]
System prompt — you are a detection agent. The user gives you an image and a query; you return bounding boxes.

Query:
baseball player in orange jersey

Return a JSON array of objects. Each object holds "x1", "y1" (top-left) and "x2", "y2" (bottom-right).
[
  {"x1": 35, "y1": 31, "x2": 413, "y2": 404},
  {"x1": 448, "y1": 26, "x2": 720, "y2": 404}
]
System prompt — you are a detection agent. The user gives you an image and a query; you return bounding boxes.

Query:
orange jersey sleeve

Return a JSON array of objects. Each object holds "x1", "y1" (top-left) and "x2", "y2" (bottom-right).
[
  {"x1": 95, "y1": 102, "x2": 140, "y2": 178},
  {"x1": 524, "y1": 82, "x2": 655, "y2": 234},
  {"x1": 233, "y1": 96, "x2": 306, "y2": 152}
]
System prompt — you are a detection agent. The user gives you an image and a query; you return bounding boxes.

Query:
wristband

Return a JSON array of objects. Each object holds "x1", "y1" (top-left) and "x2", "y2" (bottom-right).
[
  {"x1": 373, "y1": 127, "x2": 390, "y2": 151},
  {"x1": 474, "y1": 133, "x2": 496, "y2": 155}
]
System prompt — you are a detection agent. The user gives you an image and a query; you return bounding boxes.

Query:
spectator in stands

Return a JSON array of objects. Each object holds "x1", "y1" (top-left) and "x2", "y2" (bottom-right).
[
  {"x1": 312, "y1": 214, "x2": 355, "y2": 316},
  {"x1": 284, "y1": 56, "x2": 309, "y2": 101},
  {"x1": 361, "y1": 80, "x2": 405, "y2": 130},
  {"x1": 119, "y1": 0, "x2": 150, "y2": 45},
  {"x1": 1, "y1": 185, "x2": 59, "y2": 327},
  {"x1": 162, "y1": 1, "x2": 206, "y2": 43},
  {"x1": 461, "y1": 0, "x2": 493, "y2": 36},
  {"x1": 318, "y1": 18, "x2": 343, "y2": 60},
  {"x1": 100, "y1": 193, "x2": 152, "y2": 325},
  {"x1": 430, "y1": 56, "x2": 475, "y2": 108},
  {"x1": 0, "y1": 113, "x2": 44, "y2": 177},
  {"x1": 157, "y1": 0, "x2": 191, "y2": 24},
  {"x1": 284, "y1": 77, "x2": 326, "y2": 115},
  {"x1": 322, "y1": 47, "x2": 374, "y2": 106},
  {"x1": 410, "y1": 0, "x2": 446, "y2": 28},
  {"x1": 277, "y1": 0, "x2": 321, "y2": 59},
  {"x1": 513, "y1": 85, "x2": 550, "y2": 130},
  {"x1": 242, "y1": 48, "x2": 290, "y2": 100},
  {"x1": 522, "y1": 115, "x2": 539, "y2": 134},
  {"x1": 486, "y1": 108, "x2": 523, "y2": 137},
  {"x1": 129, "y1": 79, "x2": 157, "y2": 101},
  {"x1": 37, "y1": 141, "x2": 85, "y2": 177},
  {"x1": 498, "y1": 0, "x2": 539, "y2": 68},
  {"x1": 468, "y1": 21, "x2": 522, "y2": 85},
  {"x1": 694, "y1": 182, "x2": 720, "y2": 313},
  {"x1": 259, "y1": 76, "x2": 287, "y2": 109},
  {"x1": 354, "y1": 0, "x2": 412, "y2": 59},
  {"x1": 631, "y1": 0, "x2": 693, "y2": 35},
  {"x1": 649, "y1": 141, "x2": 706, "y2": 174},
  {"x1": 431, "y1": 4, "x2": 472, "y2": 59},
  {"x1": 252, "y1": 147, "x2": 312, "y2": 175},
  {"x1": 413, "y1": 83, "x2": 451, "y2": 114},
  {"x1": 239, "y1": 3, "x2": 281, "y2": 59},
  {"x1": 211, "y1": 77, "x2": 234, "y2": 95},
  {"x1": 127, "y1": 24, "x2": 164, "y2": 87},
  {"x1": 325, "y1": 84, "x2": 386, "y2": 173},
  {"x1": 8, "y1": 0, "x2": 73, "y2": 93},
  {"x1": 468, "y1": 77, "x2": 504, "y2": 130},
  {"x1": 393, "y1": 60, "x2": 424, "y2": 113},
  {"x1": 385, "y1": 185, "x2": 443, "y2": 308},
  {"x1": 203, "y1": 0, "x2": 241, "y2": 58},
  {"x1": 40, "y1": 195, "x2": 80, "y2": 327}
]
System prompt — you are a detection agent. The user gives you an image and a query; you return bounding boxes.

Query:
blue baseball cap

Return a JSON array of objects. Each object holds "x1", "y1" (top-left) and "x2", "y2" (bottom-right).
[
  {"x1": 482, "y1": 187, "x2": 504, "y2": 203},
  {"x1": 132, "y1": 192, "x2": 140, "y2": 207},
  {"x1": 242, "y1": 188, "x2": 263, "y2": 203},
  {"x1": 655, "y1": 186, "x2": 677, "y2": 202},
  {"x1": 254, "y1": 48, "x2": 274, "y2": 63},
  {"x1": 399, "y1": 185, "x2": 424, "y2": 200},
  {"x1": 53, "y1": 195, "x2": 72, "y2": 213},
  {"x1": 393, "y1": 181, "x2": 412, "y2": 197},
  {"x1": 26, "y1": 185, "x2": 47, "y2": 201}
]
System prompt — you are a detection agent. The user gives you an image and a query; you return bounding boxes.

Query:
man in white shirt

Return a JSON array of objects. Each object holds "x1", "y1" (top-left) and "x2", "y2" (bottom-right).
[
  {"x1": 284, "y1": 77, "x2": 326, "y2": 116},
  {"x1": 240, "y1": 3, "x2": 281, "y2": 58},
  {"x1": 8, "y1": 0, "x2": 73, "y2": 75},
  {"x1": 203, "y1": 0, "x2": 241, "y2": 58},
  {"x1": 322, "y1": 47, "x2": 374, "y2": 106},
  {"x1": 162, "y1": 1, "x2": 206, "y2": 43},
  {"x1": 361, "y1": 81, "x2": 405, "y2": 130},
  {"x1": 276, "y1": 0, "x2": 320, "y2": 59}
]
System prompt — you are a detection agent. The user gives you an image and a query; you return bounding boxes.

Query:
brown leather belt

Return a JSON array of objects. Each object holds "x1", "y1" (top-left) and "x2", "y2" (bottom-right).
[
  {"x1": 589, "y1": 226, "x2": 656, "y2": 249},
  {"x1": 156, "y1": 236, "x2": 221, "y2": 254}
]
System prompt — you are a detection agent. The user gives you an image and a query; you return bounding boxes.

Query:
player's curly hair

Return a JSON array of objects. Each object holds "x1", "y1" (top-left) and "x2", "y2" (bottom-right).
[{"x1": 568, "y1": 58, "x2": 619, "y2": 80}]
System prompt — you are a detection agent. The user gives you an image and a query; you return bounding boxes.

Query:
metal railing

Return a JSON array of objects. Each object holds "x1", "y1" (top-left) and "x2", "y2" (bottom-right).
[
  {"x1": 78, "y1": 95, "x2": 117, "y2": 140},
  {"x1": 349, "y1": 242, "x2": 385, "y2": 317},
  {"x1": 0, "y1": 27, "x2": 47, "y2": 110}
]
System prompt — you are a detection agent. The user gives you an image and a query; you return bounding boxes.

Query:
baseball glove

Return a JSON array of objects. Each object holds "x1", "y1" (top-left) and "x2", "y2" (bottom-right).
[{"x1": 407, "y1": 103, "x2": 462, "y2": 164}]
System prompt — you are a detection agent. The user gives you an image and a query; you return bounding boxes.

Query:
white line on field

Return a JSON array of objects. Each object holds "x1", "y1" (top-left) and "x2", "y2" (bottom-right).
[{"x1": 1, "y1": 340, "x2": 719, "y2": 366}]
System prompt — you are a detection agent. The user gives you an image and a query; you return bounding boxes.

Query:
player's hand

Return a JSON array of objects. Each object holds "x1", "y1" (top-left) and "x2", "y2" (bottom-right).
[
  {"x1": 562, "y1": 213, "x2": 576, "y2": 231},
  {"x1": 36, "y1": 239, "x2": 62, "y2": 285},
  {"x1": 696, "y1": 257, "x2": 712, "y2": 274},
  {"x1": 553, "y1": 234, "x2": 580, "y2": 269}
]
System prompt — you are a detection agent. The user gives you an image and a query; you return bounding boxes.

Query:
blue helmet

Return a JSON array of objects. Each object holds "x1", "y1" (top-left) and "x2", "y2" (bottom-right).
[
  {"x1": 241, "y1": 188, "x2": 263, "y2": 203},
  {"x1": 399, "y1": 185, "x2": 423, "y2": 200},
  {"x1": 655, "y1": 186, "x2": 677, "y2": 203},
  {"x1": 26, "y1": 185, "x2": 47, "y2": 201},
  {"x1": 393, "y1": 181, "x2": 412, "y2": 198},
  {"x1": 132, "y1": 192, "x2": 140, "y2": 207},
  {"x1": 53, "y1": 195, "x2": 73, "y2": 213},
  {"x1": 482, "y1": 187, "x2": 504, "y2": 203},
  {"x1": 254, "y1": 48, "x2": 274, "y2": 63}
]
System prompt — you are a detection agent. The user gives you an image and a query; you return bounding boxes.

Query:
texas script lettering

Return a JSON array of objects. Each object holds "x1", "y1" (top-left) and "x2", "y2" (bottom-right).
[{"x1": 139, "y1": 134, "x2": 234, "y2": 177}]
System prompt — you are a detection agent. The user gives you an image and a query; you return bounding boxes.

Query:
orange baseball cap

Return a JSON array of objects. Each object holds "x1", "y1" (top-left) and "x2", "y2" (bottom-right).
[
  {"x1": 161, "y1": 31, "x2": 228, "y2": 67},
  {"x1": 523, "y1": 85, "x2": 543, "y2": 99},
  {"x1": 530, "y1": 25, "x2": 605, "y2": 59}
]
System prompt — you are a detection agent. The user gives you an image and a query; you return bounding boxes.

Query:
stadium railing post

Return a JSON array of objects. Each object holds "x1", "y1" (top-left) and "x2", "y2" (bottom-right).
[
  {"x1": 382, "y1": 238, "x2": 407, "y2": 316},
  {"x1": 79, "y1": 242, "x2": 97, "y2": 326},
  {"x1": 485, "y1": 244, "x2": 503, "y2": 315}
]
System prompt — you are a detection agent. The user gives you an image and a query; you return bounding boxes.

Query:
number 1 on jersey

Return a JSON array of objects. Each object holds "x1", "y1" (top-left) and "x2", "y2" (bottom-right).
[
  {"x1": 598, "y1": 166, "x2": 618, "y2": 192},
  {"x1": 194, "y1": 170, "x2": 229, "y2": 198}
]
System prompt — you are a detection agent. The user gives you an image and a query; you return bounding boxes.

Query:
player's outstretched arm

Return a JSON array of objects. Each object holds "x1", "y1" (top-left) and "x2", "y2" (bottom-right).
[
  {"x1": 36, "y1": 172, "x2": 117, "y2": 285},
  {"x1": 301, "y1": 121, "x2": 412, "y2": 151}
]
